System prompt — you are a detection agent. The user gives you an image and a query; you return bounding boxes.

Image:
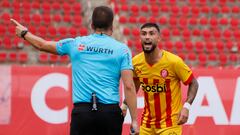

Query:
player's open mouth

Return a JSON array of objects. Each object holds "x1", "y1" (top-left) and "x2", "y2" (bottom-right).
[{"x1": 144, "y1": 42, "x2": 152, "y2": 46}]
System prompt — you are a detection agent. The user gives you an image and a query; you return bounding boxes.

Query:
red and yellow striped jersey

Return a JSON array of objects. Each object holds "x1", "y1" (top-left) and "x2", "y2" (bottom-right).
[{"x1": 132, "y1": 50, "x2": 193, "y2": 129}]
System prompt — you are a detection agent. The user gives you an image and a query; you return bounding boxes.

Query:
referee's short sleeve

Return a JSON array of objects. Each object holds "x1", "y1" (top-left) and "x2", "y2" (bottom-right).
[
  {"x1": 56, "y1": 38, "x2": 75, "y2": 55},
  {"x1": 120, "y1": 47, "x2": 133, "y2": 71}
]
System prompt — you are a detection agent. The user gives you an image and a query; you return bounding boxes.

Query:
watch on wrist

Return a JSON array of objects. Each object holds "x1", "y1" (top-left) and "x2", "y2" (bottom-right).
[{"x1": 20, "y1": 30, "x2": 28, "y2": 40}]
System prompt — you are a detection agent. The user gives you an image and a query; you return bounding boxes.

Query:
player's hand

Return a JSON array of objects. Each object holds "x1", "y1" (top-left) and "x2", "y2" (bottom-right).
[
  {"x1": 130, "y1": 120, "x2": 139, "y2": 135},
  {"x1": 121, "y1": 102, "x2": 128, "y2": 117},
  {"x1": 10, "y1": 18, "x2": 28, "y2": 38},
  {"x1": 177, "y1": 108, "x2": 189, "y2": 125}
]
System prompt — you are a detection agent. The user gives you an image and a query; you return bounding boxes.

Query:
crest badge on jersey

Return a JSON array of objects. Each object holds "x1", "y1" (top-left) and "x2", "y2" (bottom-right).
[
  {"x1": 161, "y1": 69, "x2": 168, "y2": 78},
  {"x1": 78, "y1": 44, "x2": 85, "y2": 51}
]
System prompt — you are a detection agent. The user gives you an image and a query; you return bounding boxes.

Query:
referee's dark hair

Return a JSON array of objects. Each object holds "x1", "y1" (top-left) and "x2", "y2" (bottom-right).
[
  {"x1": 92, "y1": 6, "x2": 114, "y2": 30},
  {"x1": 141, "y1": 23, "x2": 160, "y2": 33}
]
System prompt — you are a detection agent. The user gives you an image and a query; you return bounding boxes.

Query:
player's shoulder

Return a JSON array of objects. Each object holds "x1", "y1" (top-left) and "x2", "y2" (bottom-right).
[
  {"x1": 163, "y1": 50, "x2": 182, "y2": 62},
  {"x1": 132, "y1": 52, "x2": 144, "y2": 64}
]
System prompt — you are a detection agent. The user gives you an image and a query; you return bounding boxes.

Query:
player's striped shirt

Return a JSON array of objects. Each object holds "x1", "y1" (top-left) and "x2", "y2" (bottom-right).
[{"x1": 132, "y1": 50, "x2": 193, "y2": 128}]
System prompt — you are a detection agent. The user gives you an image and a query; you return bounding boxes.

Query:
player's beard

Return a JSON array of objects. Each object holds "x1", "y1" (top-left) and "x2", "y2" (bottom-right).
[{"x1": 142, "y1": 43, "x2": 157, "y2": 54}]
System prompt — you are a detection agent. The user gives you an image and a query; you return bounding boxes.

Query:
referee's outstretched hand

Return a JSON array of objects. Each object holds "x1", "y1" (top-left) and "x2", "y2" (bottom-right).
[{"x1": 10, "y1": 18, "x2": 28, "y2": 38}]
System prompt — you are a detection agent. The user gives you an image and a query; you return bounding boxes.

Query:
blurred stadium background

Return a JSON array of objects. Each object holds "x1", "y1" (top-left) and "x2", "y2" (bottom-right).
[{"x1": 0, "y1": 0, "x2": 240, "y2": 135}]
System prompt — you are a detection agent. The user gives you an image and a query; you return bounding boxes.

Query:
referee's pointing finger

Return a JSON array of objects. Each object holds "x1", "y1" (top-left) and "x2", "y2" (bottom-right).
[{"x1": 10, "y1": 18, "x2": 22, "y2": 27}]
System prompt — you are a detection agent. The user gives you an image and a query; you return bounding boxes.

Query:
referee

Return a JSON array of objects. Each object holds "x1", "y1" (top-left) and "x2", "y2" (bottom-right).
[{"x1": 11, "y1": 6, "x2": 139, "y2": 135}]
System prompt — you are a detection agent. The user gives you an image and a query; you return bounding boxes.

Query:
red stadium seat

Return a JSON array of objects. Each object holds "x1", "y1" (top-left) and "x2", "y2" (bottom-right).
[
  {"x1": 130, "y1": 4, "x2": 139, "y2": 15},
  {"x1": 182, "y1": 29, "x2": 191, "y2": 39},
  {"x1": 192, "y1": 28, "x2": 201, "y2": 36},
  {"x1": 12, "y1": 1, "x2": 20, "y2": 11},
  {"x1": 161, "y1": 28, "x2": 170, "y2": 39},
  {"x1": 191, "y1": 6, "x2": 200, "y2": 16},
  {"x1": 22, "y1": 2, "x2": 31, "y2": 13},
  {"x1": 229, "y1": 53, "x2": 238, "y2": 64},
  {"x1": 123, "y1": 27, "x2": 130, "y2": 36},
  {"x1": 132, "y1": 28, "x2": 140, "y2": 37},
  {"x1": 32, "y1": 14, "x2": 41, "y2": 25},
  {"x1": 232, "y1": 6, "x2": 240, "y2": 14},
  {"x1": 69, "y1": 27, "x2": 77, "y2": 37},
  {"x1": 230, "y1": 18, "x2": 238, "y2": 28},
  {"x1": 226, "y1": 41, "x2": 233, "y2": 51},
  {"x1": 12, "y1": 13, "x2": 21, "y2": 23},
  {"x1": 223, "y1": 29, "x2": 232, "y2": 40},
  {"x1": 160, "y1": 5, "x2": 169, "y2": 13},
  {"x1": 212, "y1": 6, "x2": 220, "y2": 14},
  {"x1": 189, "y1": 17, "x2": 198, "y2": 26},
  {"x1": 1, "y1": 12, "x2": 11, "y2": 25},
  {"x1": 140, "y1": 5, "x2": 149, "y2": 13},
  {"x1": 48, "y1": 26, "x2": 57, "y2": 37},
  {"x1": 127, "y1": 39, "x2": 133, "y2": 48},
  {"x1": 32, "y1": 1, "x2": 40, "y2": 9},
  {"x1": 150, "y1": 5, "x2": 159, "y2": 15},
  {"x1": 39, "y1": 53, "x2": 49, "y2": 63},
  {"x1": 58, "y1": 26, "x2": 68, "y2": 37},
  {"x1": 179, "y1": 17, "x2": 187, "y2": 28},
  {"x1": 63, "y1": 14, "x2": 72, "y2": 23},
  {"x1": 205, "y1": 41, "x2": 214, "y2": 52},
  {"x1": 18, "y1": 52, "x2": 28, "y2": 63},
  {"x1": 187, "y1": 53, "x2": 197, "y2": 61},
  {"x1": 120, "y1": 4, "x2": 129, "y2": 12},
  {"x1": 178, "y1": 53, "x2": 186, "y2": 60},
  {"x1": 22, "y1": 14, "x2": 31, "y2": 24},
  {"x1": 53, "y1": 14, "x2": 62, "y2": 22},
  {"x1": 199, "y1": 17, "x2": 208, "y2": 26},
  {"x1": 212, "y1": 29, "x2": 221, "y2": 39},
  {"x1": 129, "y1": 16, "x2": 137, "y2": 24},
  {"x1": 1, "y1": 0, "x2": 10, "y2": 8},
  {"x1": 185, "y1": 41, "x2": 194, "y2": 52},
  {"x1": 52, "y1": 2, "x2": 61, "y2": 11},
  {"x1": 0, "y1": 52, "x2": 7, "y2": 62},
  {"x1": 159, "y1": 16, "x2": 167, "y2": 25},
  {"x1": 38, "y1": 26, "x2": 47, "y2": 37},
  {"x1": 233, "y1": 30, "x2": 240, "y2": 39},
  {"x1": 208, "y1": 53, "x2": 217, "y2": 62},
  {"x1": 62, "y1": 2, "x2": 71, "y2": 14},
  {"x1": 164, "y1": 41, "x2": 173, "y2": 51},
  {"x1": 42, "y1": 14, "x2": 51, "y2": 25},
  {"x1": 60, "y1": 55, "x2": 69, "y2": 63},
  {"x1": 73, "y1": 3, "x2": 81, "y2": 14},
  {"x1": 9, "y1": 52, "x2": 17, "y2": 62},
  {"x1": 216, "y1": 41, "x2": 225, "y2": 52},
  {"x1": 42, "y1": 2, "x2": 51, "y2": 13},
  {"x1": 50, "y1": 54, "x2": 58, "y2": 63},
  {"x1": 73, "y1": 15, "x2": 82, "y2": 26},
  {"x1": 175, "y1": 41, "x2": 183, "y2": 52},
  {"x1": 181, "y1": 6, "x2": 189, "y2": 16},
  {"x1": 79, "y1": 27, "x2": 88, "y2": 36},
  {"x1": 169, "y1": 17, "x2": 177, "y2": 27},
  {"x1": 221, "y1": 6, "x2": 230, "y2": 14},
  {"x1": 195, "y1": 41, "x2": 204, "y2": 52},
  {"x1": 138, "y1": 16, "x2": 147, "y2": 24},
  {"x1": 3, "y1": 37, "x2": 11, "y2": 49},
  {"x1": 119, "y1": 16, "x2": 127, "y2": 24},
  {"x1": 170, "y1": 6, "x2": 179, "y2": 16},
  {"x1": 172, "y1": 28, "x2": 180, "y2": 36},
  {"x1": 219, "y1": 18, "x2": 228, "y2": 26},
  {"x1": 198, "y1": 53, "x2": 207, "y2": 66},
  {"x1": 202, "y1": 29, "x2": 211, "y2": 39},
  {"x1": 0, "y1": 25, "x2": 6, "y2": 36},
  {"x1": 219, "y1": 53, "x2": 228, "y2": 66},
  {"x1": 148, "y1": 16, "x2": 157, "y2": 23}
]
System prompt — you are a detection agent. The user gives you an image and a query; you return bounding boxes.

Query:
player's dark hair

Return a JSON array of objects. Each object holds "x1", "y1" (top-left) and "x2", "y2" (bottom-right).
[
  {"x1": 92, "y1": 6, "x2": 113, "y2": 30},
  {"x1": 141, "y1": 23, "x2": 160, "y2": 33}
]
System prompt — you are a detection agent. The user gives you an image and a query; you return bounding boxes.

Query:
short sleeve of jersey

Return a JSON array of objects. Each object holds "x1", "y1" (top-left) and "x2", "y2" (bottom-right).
[
  {"x1": 120, "y1": 47, "x2": 133, "y2": 71},
  {"x1": 174, "y1": 58, "x2": 193, "y2": 85},
  {"x1": 56, "y1": 38, "x2": 75, "y2": 55}
]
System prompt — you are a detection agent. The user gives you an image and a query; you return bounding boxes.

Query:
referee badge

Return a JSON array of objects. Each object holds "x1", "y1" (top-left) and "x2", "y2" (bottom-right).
[
  {"x1": 161, "y1": 69, "x2": 168, "y2": 78},
  {"x1": 78, "y1": 44, "x2": 85, "y2": 51}
]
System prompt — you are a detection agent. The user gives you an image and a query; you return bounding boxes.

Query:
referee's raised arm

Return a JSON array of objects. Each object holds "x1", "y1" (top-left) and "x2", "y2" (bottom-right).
[{"x1": 10, "y1": 18, "x2": 58, "y2": 54}]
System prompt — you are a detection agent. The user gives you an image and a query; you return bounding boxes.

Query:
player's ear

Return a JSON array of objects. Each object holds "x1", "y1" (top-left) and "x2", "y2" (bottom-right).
[{"x1": 91, "y1": 23, "x2": 95, "y2": 30}]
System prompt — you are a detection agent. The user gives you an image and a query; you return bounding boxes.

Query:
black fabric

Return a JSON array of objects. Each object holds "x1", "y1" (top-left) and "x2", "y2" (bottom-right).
[{"x1": 70, "y1": 103, "x2": 124, "y2": 135}]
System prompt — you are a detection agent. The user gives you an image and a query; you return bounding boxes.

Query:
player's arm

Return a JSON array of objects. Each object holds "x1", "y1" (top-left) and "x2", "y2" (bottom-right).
[
  {"x1": 11, "y1": 19, "x2": 58, "y2": 54},
  {"x1": 121, "y1": 70, "x2": 139, "y2": 134},
  {"x1": 178, "y1": 77, "x2": 199, "y2": 125}
]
